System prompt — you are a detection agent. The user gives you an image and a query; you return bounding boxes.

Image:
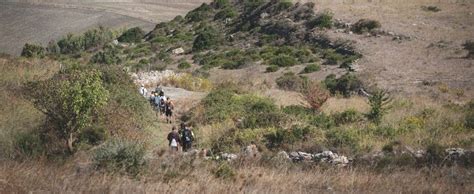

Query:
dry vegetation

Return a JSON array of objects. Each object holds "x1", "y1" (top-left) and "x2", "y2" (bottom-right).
[{"x1": 0, "y1": 0, "x2": 473, "y2": 193}]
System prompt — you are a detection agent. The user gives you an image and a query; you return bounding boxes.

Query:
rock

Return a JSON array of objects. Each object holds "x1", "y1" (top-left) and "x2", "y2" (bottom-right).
[
  {"x1": 414, "y1": 150, "x2": 426, "y2": 159},
  {"x1": 243, "y1": 144, "x2": 259, "y2": 158},
  {"x1": 260, "y1": 12, "x2": 269, "y2": 19},
  {"x1": 387, "y1": 31, "x2": 395, "y2": 36},
  {"x1": 277, "y1": 151, "x2": 290, "y2": 161},
  {"x1": 289, "y1": 152, "x2": 304, "y2": 162},
  {"x1": 112, "y1": 39, "x2": 119, "y2": 45},
  {"x1": 446, "y1": 148, "x2": 465, "y2": 160},
  {"x1": 221, "y1": 153, "x2": 238, "y2": 161},
  {"x1": 298, "y1": 152, "x2": 313, "y2": 161},
  {"x1": 172, "y1": 47, "x2": 185, "y2": 55},
  {"x1": 313, "y1": 151, "x2": 349, "y2": 166}
]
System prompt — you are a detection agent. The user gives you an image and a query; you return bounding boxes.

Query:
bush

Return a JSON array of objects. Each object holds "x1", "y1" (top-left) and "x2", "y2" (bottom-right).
[
  {"x1": 90, "y1": 44, "x2": 121, "y2": 64},
  {"x1": 57, "y1": 27, "x2": 114, "y2": 54},
  {"x1": 266, "y1": 65, "x2": 279, "y2": 73},
  {"x1": 214, "y1": 7, "x2": 237, "y2": 20},
  {"x1": 21, "y1": 43, "x2": 45, "y2": 58},
  {"x1": 306, "y1": 12, "x2": 333, "y2": 29},
  {"x1": 276, "y1": 1, "x2": 293, "y2": 11},
  {"x1": 118, "y1": 27, "x2": 144, "y2": 43},
  {"x1": 421, "y1": 5, "x2": 441, "y2": 12},
  {"x1": 270, "y1": 54, "x2": 298, "y2": 67},
  {"x1": 463, "y1": 40, "x2": 474, "y2": 59},
  {"x1": 351, "y1": 19, "x2": 381, "y2": 34},
  {"x1": 300, "y1": 63, "x2": 320, "y2": 74},
  {"x1": 301, "y1": 81, "x2": 330, "y2": 112},
  {"x1": 332, "y1": 109, "x2": 363, "y2": 126},
  {"x1": 324, "y1": 73, "x2": 362, "y2": 97},
  {"x1": 185, "y1": 3, "x2": 213, "y2": 22},
  {"x1": 311, "y1": 113, "x2": 335, "y2": 129},
  {"x1": 276, "y1": 72, "x2": 306, "y2": 91},
  {"x1": 178, "y1": 61, "x2": 192, "y2": 69},
  {"x1": 79, "y1": 126, "x2": 107, "y2": 145},
  {"x1": 425, "y1": 143, "x2": 446, "y2": 166},
  {"x1": 213, "y1": 0, "x2": 230, "y2": 9},
  {"x1": 193, "y1": 27, "x2": 221, "y2": 52},
  {"x1": 326, "y1": 129, "x2": 360, "y2": 152},
  {"x1": 213, "y1": 162, "x2": 236, "y2": 180},
  {"x1": 93, "y1": 139, "x2": 146, "y2": 176},
  {"x1": 466, "y1": 110, "x2": 474, "y2": 129},
  {"x1": 367, "y1": 89, "x2": 391, "y2": 125},
  {"x1": 14, "y1": 132, "x2": 44, "y2": 158}
]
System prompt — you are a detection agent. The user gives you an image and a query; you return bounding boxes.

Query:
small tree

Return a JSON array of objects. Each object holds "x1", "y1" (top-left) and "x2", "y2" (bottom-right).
[
  {"x1": 27, "y1": 69, "x2": 109, "y2": 153},
  {"x1": 301, "y1": 81, "x2": 330, "y2": 113},
  {"x1": 367, "y1": 89, "x2": 391, "y2": 125},
  {"x1": 118, "y1": 27, "x2": 144, "y2": 43}
]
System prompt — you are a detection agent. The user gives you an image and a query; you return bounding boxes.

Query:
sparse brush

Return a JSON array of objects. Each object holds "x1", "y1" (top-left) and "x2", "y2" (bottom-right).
[{"x1": 300, "y1": 81, "x2": 330, "y2": 113}]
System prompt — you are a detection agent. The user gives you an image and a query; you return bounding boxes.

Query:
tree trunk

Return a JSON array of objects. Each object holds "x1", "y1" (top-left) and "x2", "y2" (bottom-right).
[{"x1": 67, "y1": 133, "x2": 75, "y2": 153}]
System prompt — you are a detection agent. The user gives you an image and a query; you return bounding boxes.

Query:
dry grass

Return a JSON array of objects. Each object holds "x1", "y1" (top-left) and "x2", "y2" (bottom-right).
[{"x1": 1, "y1": 156, "x2": 472, "y2": 193}]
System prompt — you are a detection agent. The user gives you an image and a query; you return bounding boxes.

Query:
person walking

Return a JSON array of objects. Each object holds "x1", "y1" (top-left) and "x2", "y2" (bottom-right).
[
  {"x1": 165, "y1": 97, "x2": 174, "y2": 123},
  {"x1": 139, "y1": 84, "x2": 147, "y2": 97},
  {"x1": 180, "y1": 123, "x2": 194, "y2": 152},
  {"x1": 167, "y1": 126, "x2": 180, "y2": 154}
]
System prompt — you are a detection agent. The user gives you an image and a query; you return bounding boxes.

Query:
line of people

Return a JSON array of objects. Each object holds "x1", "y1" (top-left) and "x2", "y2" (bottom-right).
[
  {"x1": 141, "y1": 84, "x2": 175, "y2": 123},
  {"x1": 139, "y1": 84, "x2": 195, "y2": 153}
]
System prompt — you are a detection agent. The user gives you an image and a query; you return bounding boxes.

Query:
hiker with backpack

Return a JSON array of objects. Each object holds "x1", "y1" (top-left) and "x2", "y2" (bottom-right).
[
  {"x1": 167, "y1": 126, "x2": 180, "y2": 153},
  {"x1": 165, "y1": 97, "x2": 174, "y2": 123},
  {"x1": 179, "y1": 123, "x2": 194, "y2": 152}
]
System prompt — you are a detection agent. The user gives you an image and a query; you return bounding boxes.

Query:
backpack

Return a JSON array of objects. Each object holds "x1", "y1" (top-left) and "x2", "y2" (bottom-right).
[{"x1": 182, "y1": 129, "x2": 192, "y2": 142}]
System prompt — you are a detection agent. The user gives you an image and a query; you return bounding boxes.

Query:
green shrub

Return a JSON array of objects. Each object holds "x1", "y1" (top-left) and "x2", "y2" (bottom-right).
[
  {"x1": 214, "y1": 7, "x2": 237, "y2": 20},
  {"x1": 14, "y1": 132, "x2": 44, "y2": 158},
  {"x1": 306, "y1": 12, "x2": 333, "y2": 29},
  {"x1": 332, "y1": 109, "x2": 363, "y2": 126},
  {"x1": 310, "y1": 113, "x2": 334, "y2": 129},
  {"x1": 465, "y1": 111, "x2": 474, "y2": 129},
  {"x1": 276, "y1": 72, "x2": 306, "y2": 91},
  {"x1": 178, "y1": 61, "x2": 192, "y2": 69},
  {"x1": 425, "y1": 143, "x2": 446, "y2": 166},
  {"x1": 21, "y1": 43, "x2": 45, "y2": 58},
  {"x1": 90, "y1": 44, "x2": 121, "y2": 64},
  {"x1": 283, "y1": 105, "x2": 314, "y2": 119},
  {"x1": 118, "y1": 27, "x2": 144, "y2": 43},
  {"x1": 421, "y1": 5, "x2": 441, "y2": 12},
  {"x1": 463, "y1": 40, "x2": 474, "y2": 59},
  {"x1": 326, "y1": 129, "x2": 360, "y2": 152},
  {"x1": 193, "y1": 27, "x2": 221, "y2": 52},
  {"x1": 79, "y1": 126, "x2": 107, "y2": 145},
  {"x1": 213, "y1": 162, "x2": 236, "y2": 180},
  {"x1": 324, "y1": 73, "x2": 362, "y2": 97},
  {"x1": 300, "y1": 63, "x2": 321, "y2": 74},
  {"x1": 93, "y1": 139, "x2": 146, "y2": 176},
  {"x1": 265, "y1": 126, "x2": 316, "y2": 148},
  {"x1": 351, "y1": 19, "x2": 381, "y2": 34},
  {"x1": 322, "y1": 49, "x2": 344, "y2": 65},
  {"x1": 266, "y1": 65, "x2": 279, "y2": 73},
  {"x1": 276, "y1": 1, "x2": 293, "y2": 11},
  {"x1": 213, "y1": 0, "x2": 230, "y2": 9},
  {"x1": 367, "y1": 90, "x2": 391, "y2": 125},
  {"x1": 57, "y1": 27, "x2": 114, "y2": 54},
  {"x1": 186, "y1": 3, "x2": 213, "y2": 22}
]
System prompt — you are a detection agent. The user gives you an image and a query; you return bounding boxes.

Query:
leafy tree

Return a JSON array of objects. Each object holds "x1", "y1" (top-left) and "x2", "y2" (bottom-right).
[
  {"x1": 21, "y1": 43, "x2": 45, "y2": 58},
  {"x1": 26, "y1": 69, "x2": 109, "y2": 152},
  {"x1": 90, "y1": 44, "x2": 121, "y2": 64},
  {"x1": 306, "y1": 12, "x2": 333, "y2": 29},
  {"x1": 367, "y1": 89, "x2": 391, "y2": 125},
  {"x1": 324, "y1": 73, "x2": 362, "y2": 97},
  {"x1": 118, "y1": 27, "x2": 144, "y2": 43}
]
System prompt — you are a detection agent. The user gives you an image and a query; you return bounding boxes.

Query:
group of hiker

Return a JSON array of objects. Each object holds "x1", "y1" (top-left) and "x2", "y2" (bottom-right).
[
  {"x1": 140, "y1": 84, "x2": 175, "y2": 123},
  {"x1": 167, "y1": 123, "x2": 195, "y2": 153},
  {"x1": 139, "y1": 84, "x2": 195, "y2": 152}
]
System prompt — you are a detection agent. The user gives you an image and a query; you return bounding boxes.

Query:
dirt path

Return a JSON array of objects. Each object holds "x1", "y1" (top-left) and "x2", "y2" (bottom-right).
[{"x1": 145, "y1": 86, "x2": 207, "y2": 149}]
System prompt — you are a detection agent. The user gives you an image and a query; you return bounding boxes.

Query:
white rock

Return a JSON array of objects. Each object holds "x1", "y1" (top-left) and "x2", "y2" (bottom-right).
[{"x1": 172, "y1": 47, "x2": 185, "y2": 55}]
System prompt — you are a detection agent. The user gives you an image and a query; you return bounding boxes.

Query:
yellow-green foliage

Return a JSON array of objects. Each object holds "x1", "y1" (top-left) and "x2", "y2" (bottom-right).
[{"x1": 164, "y1": 73, "x2": 213, "y2": 92}]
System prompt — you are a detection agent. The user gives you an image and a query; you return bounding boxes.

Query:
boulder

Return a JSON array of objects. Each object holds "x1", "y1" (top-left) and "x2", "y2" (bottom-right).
[
  {"x1": 221, "y1": 153, "x2": 238, "y2": 161},
  {"x1": 172, "y1": 47, "x2": 185, "y2": 55}
]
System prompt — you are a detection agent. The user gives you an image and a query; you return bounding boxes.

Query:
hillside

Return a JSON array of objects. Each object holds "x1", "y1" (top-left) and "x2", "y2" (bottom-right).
[{"x1": 0, "y1": 0, "x2": 473, "y2": 193}]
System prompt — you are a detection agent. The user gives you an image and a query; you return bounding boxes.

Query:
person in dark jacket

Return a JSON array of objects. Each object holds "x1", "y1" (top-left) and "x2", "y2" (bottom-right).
[
  {"x1": 179, "y1": 123, "x2": 194, "y2": 152},
  {"x1": 167, "y1": 126, "x2": 180, "y2": 153}
]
